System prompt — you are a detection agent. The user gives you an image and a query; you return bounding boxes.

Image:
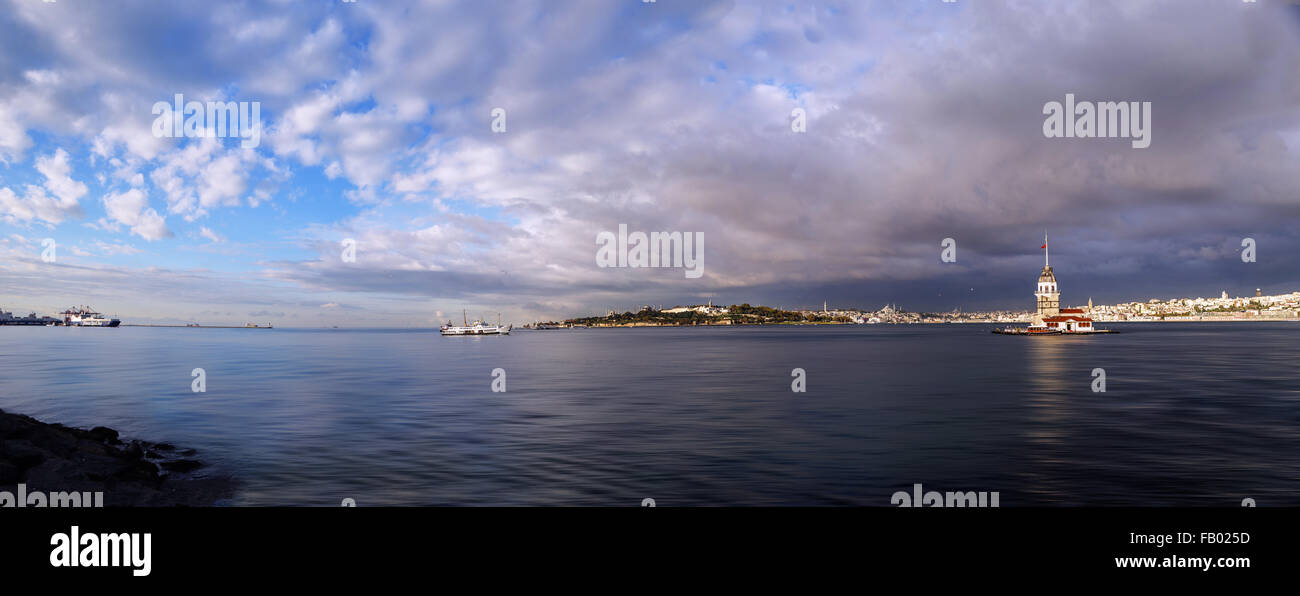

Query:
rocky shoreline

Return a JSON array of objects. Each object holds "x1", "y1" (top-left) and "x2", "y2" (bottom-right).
[{"x1": 0, "y1": 408, "x2": 234, "y2": 506}]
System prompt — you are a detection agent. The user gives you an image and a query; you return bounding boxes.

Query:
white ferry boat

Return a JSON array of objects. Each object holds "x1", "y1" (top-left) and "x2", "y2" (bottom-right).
[
  {"x1": 61, "y1": 306, "x2": 121, "y2": 327},
  {"x1": 441, "y1": 312, "x2": 510, "y2": 336}
]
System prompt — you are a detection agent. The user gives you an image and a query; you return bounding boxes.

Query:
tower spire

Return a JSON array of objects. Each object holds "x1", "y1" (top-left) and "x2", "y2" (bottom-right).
[{"x1": 1044, "y1": 232, "x2": 1049, "y2": 267}]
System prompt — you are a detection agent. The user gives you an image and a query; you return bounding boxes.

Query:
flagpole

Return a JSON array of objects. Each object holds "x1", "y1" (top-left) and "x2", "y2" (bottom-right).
[{"x1": 1044, "y1": 233, "x2": 1049, "y2": 267}]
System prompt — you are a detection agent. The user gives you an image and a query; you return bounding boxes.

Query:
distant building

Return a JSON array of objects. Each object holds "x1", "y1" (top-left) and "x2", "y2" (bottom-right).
[{"x1": 661, "y1": 300, "x2": 729, "y2": 316}]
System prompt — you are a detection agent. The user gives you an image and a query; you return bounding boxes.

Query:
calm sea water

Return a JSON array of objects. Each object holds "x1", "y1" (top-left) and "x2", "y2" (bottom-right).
[{"x1": 1, "y1": 323, "x2": 1297, "y2": 506}]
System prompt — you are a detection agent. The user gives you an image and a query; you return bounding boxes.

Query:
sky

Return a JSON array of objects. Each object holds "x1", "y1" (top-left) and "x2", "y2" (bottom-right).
[{"x1": 2, "y1": 0, "x2": 1300, "y2": 326}]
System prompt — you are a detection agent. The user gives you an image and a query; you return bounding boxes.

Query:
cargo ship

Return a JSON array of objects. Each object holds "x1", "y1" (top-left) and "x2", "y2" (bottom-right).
[{"x1": 61, "y1": 306, "x2": 121, "y2": 327}]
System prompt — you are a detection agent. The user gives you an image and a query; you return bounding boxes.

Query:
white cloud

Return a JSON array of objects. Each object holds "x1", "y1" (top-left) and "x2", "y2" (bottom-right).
[
  {"x1": 92, "y1": 240, "x2": 143, "y2": 256},
  {"x1": 148, "y1": 136, "x2": 265, "y2": 220},
  {"x1": 198, "y1": 153, "x2": 248, "y2": 209},
  {"x1": 0, "y1": 149, "x2": 87, "y2": 225},
  {"x1": 198, "y1": 226, "x2": 224, "y2": 243},
  {"x1": 35, "y1": 149, "x2": 88, "y2": 206},
  {"x1": 0, "y1": 104, "x2": 32, "y2": 164},
  {"x1": 102, "y1": 188, "x2": 171, "y2": 241}
]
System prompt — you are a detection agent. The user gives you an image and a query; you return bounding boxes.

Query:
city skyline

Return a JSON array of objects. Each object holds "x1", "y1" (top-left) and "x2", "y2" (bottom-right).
[
  {"x1": 572, "y1": 285, "x2": 1300, "y2": 320},
  {"x1": 3, "y1": 1, "x2": 1300, "y2": 326}
]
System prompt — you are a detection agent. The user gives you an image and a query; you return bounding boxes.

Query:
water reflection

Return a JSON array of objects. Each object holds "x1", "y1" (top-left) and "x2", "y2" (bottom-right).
[
  {"x1": 1022, "y1": 337, "x2": 1076, "y2": 503},
  {"x1": 1, "y1": 324, "x2": 1298, "y2": 505}
]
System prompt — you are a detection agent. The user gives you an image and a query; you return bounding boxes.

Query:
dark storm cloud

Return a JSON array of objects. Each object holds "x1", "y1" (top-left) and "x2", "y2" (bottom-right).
[{"x1": 251, "y1": 0, "x2": 1300, "y2": 319}]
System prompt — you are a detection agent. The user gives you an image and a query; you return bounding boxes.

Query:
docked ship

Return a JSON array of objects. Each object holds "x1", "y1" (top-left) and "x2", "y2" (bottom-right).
[
  {"x1": 0, "y1": 307, "x2": 63, "y2": 326},
  {"x1": 61, "y1": 306, "x2": 121, "y2": 327},
  {"x1": 441, "y1": 311, "x2": 511, "y2": 336},
  {"x1": 993, "y1": 237, "x2": 1113, "y2": 335}
]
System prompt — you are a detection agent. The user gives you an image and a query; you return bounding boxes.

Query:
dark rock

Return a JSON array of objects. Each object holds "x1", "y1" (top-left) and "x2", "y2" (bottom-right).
[
  {"x1": 179, "y1": 448, "x2": 198, "y2": 457},
  {"x1": 74, "y1": 441, "x2": 111, "y2": 458},
  {"x1": 24, "y1": 459, "x2": 88, "y2": 487},
  {"x1": 88, "y1": 426, "x2": 120, "y2": 443},
  {"x1": 0, "y1": 461, "x2": 19, "y2": 483},
  {"x1": 122, "y1": 441, "x2": 145, "y2": 459},
  {"x1": 25, "y1": 429, "x2": 79, "y2": 458},
  {"x1": 0, "y1": 410, "x2": 233, "y2": 506},
  {"x1": 1, "y1": 440, "x2": 47, "y2": 468},
  {"x1": 113, "y1": 458, "x2": 163, "y2": 484},
  {"x1": 161, "y1": 460, "x2": 202, "y2": 473}
]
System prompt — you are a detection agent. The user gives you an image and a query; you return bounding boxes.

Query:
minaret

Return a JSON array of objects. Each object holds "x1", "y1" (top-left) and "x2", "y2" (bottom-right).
[{"x1": 1033, "y1": 234, "x2": 1060, "y2": 323}]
